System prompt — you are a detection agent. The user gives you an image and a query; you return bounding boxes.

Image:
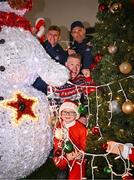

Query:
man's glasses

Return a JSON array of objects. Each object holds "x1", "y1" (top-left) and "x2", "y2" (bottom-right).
[{"x1": 61, "y1": 111, "x2": 76, "y2": 116}]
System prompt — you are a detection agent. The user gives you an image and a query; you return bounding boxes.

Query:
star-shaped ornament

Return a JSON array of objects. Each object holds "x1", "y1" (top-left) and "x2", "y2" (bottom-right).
[{"x1": 1, "y1": 91, "x2": 38, "y2": 125}]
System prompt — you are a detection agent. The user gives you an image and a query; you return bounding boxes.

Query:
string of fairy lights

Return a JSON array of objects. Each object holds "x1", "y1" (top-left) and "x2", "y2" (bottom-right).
[{"x1": 47, "y1": 74, "x2": 134, "y2": 179}]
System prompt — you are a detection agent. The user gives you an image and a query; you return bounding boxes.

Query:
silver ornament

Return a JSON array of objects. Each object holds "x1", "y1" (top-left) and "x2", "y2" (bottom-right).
[{"x1": 109, "y1": 100, "x2": 121, "y2": 113}]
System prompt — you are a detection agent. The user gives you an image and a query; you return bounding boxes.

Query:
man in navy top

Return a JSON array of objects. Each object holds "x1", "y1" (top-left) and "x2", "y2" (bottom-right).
[
  {"x1": 32, "y1": 25, "x2": 68, "y2": 94},
  {"x1": 70, "y1": 21, "x2": 93, "y2": 78},
  {"x1": 43, "y1": 25, "x2": 68, "y2": 65}
]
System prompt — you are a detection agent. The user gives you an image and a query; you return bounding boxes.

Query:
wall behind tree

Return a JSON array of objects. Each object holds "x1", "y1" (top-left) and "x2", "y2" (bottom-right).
[{"x1": 26, "y1": 0, "x2": 98, "y2": 45}]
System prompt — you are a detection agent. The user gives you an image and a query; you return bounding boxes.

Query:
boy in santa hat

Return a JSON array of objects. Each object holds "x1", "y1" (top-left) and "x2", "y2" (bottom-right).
[{"x1": 53, "y1": 100, "x2": 88, "y2": 180}]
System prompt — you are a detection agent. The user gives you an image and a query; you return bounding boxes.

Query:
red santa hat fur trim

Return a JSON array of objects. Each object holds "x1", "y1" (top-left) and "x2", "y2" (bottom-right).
[{"x1": 59, "y1": 100, "x2": 80, "y2": 119}]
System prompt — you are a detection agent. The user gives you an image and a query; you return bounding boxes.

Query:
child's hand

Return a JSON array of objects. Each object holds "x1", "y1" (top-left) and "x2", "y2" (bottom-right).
[
  {"x1": 66, "y1": 151, "x2": 76, "y2": 161},
  {"x1": 66, "y1": 149, "x2": 83, "y2": 160},
  {"x1": 75, "y1": 150, "x2": 83, "y2": 160},
  {"x1": 82, "y1": 69, "x2": 91, "y2": 77}
]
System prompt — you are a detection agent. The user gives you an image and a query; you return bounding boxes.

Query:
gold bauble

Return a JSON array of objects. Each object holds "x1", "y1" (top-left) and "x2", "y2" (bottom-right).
[
  {"x1": 108, "y1": 45, "x2": 118, "y2": 54},
  {"x1": 109, "y1": 2, "x2": 122, "y2": 14},
  {"x1": 122, "y1": 100, "x2": 134, "y2": 114},
  {"x1": 119, "y1": 62, "x2": 132, "y2": 74}
]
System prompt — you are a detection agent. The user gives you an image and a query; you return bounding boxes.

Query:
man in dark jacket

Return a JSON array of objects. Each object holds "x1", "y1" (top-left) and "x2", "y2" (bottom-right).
[
  {"x1": 70, "y1": 21, "x2": 93, "y2": 78},
  {"x1": 32, "y1": 25, "x2": 68, "y2": 94},
  {"x1": 43, "y1": 25, "x2": 68, "y2": 65}
]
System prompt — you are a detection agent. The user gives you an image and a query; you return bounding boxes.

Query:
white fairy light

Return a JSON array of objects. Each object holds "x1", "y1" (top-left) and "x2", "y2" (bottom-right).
[
  {"x1": 107, "y1": 85, "x2": 113, "y2": 126},
  {"x1": 118, "y1": 82, "x2": 128, "y2": 101}
]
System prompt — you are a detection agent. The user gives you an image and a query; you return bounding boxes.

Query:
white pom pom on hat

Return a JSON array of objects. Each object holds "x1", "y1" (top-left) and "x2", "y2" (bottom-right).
[{"x1": 59, "y1": 100, "x2": 80, "y2": 119}]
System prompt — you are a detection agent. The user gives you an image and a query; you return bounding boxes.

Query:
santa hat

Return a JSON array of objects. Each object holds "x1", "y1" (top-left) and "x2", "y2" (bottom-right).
[{"x1": 59, "y1": 100, "x2": 80, "y2": 119}]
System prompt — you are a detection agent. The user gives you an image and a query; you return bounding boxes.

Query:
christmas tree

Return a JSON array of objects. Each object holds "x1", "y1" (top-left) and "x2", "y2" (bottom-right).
[{"x1": 85, "y1": 0, "x2": 134, "y2": 179}]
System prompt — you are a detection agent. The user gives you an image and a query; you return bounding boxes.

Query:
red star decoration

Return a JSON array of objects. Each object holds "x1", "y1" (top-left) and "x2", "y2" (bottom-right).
[{"x1": 2, "y1": 91, "x2": 38, "y2": 125}]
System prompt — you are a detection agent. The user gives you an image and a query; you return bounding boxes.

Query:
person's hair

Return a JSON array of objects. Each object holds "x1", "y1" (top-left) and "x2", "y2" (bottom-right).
[
  {"x1": 48, "y1": 25, "x2": 61, "y2": 34},
  {"x1": 67, "y1": 53, "x2": 82, "y2": 63},
  {"x1": 71, "y1": 21, "x2": 84, "y2": 31}
]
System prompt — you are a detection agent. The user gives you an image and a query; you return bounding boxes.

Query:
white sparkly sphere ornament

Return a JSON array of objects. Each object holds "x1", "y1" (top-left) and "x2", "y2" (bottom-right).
[
  {"x1": 109, "y1": 100, "x2": 121, "y2": 113},
  {"x1": 122, "y1": 100, "x2": 134, "y2": 114},
  {"x1": 108, "y1": 44, "x2": 118, "y2": 54},
  {"x1": 0, "y1": 2, "x2": 69, "y2": 179},
  {"x1": 119, "y1": 62, "x2": 132, "y2": 74}
]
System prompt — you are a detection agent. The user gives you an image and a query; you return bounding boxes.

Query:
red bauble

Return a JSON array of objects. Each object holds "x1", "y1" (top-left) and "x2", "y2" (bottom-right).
[
  {"x1": 94, "y1": 53, "x2": 103, "y2": 63},
  {"x1": 87, "y1": 87, "x2": 96, "y2": 94},
  {"x1": 54, "y1": 148, "x2": 62, "y2": 157},
  {"x1": 91, "y1": 127, "x2": 100, "y2": 136},
  {"x1": 90, "y1": 87, "x2": 96, "y2": 92},
  {"x1": 98, "y1": 3, "x2": 107, "y2": 12}
]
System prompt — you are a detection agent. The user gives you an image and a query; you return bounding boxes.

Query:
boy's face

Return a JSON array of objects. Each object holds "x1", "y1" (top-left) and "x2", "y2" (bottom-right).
[
  {"x1": 71, "y1": 27, "x2": 86, "y2": 43},
  {"x1": 47, "y1": 30, "x2": 60, "y2": 47},
  {"x1": 61, "y1": 108, "x2": 77, "y2": 123},
  {"x1": 65, "y1": 57, "x2": 81, "y2": 79}
]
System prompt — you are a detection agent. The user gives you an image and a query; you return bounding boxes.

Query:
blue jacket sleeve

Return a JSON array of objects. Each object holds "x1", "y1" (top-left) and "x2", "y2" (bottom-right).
[
  {"x1": 82, "y1": 47, "x2": 93, "y2": 69},
  {"x1": 32, "y1": 77, "x2": 48, "y2": 95}
]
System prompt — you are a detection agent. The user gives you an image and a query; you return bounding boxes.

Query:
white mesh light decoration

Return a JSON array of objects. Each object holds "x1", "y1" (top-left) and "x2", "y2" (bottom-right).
[{"x1": 0, "y1": 1, "x2": 69, "y2": 179}]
